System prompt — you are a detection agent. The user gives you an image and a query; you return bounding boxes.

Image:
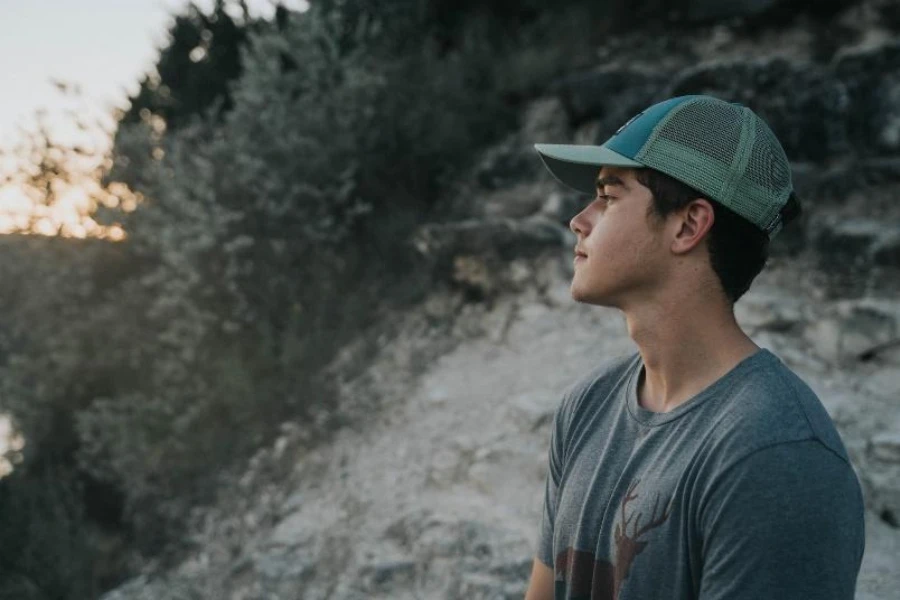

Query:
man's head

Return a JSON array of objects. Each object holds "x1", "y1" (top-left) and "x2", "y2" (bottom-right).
[{"x1": 536, "y1": 95, "x2": 801, "y2": 307}]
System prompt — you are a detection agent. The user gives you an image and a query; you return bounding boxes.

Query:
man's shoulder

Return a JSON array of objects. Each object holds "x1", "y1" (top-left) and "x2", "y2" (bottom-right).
[
  {"x1": 557, "y1": 352, "x2": 637, "y2": 419},
  {"x1": 706, "y1": 350, "x2": 852, "y2": 467}
]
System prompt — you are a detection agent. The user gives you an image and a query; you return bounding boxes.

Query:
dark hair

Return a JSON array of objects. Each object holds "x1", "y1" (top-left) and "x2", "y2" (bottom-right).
[{"x1": 634, "y1": 168, "x2": 802, "y2": 304}]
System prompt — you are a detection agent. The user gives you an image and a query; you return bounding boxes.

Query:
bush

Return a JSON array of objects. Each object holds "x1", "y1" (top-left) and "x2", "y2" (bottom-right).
[
  {"x1": 0, "y1": 468, "x2": 95, "y2": 599},
  {"x1": 1, "y1": 0, "x2": 602, "y2": 591}
]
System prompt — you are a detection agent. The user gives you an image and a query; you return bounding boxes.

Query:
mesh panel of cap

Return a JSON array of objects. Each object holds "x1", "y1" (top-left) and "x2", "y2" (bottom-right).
[
  {"x1": 741, "y1": 117, "x2": 792, "y2": 228},
  {"x1": 634, "y1": 97, "x2": 792, "y2": 237}
]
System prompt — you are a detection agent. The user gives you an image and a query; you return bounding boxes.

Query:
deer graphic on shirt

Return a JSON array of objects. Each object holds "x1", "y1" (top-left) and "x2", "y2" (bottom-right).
[
  {"x1": 554, "y1": 478, "x2": 674, "y2": 599},
  {"x1": 612, "y1": 478, "x2": 674, "y2": 596}
]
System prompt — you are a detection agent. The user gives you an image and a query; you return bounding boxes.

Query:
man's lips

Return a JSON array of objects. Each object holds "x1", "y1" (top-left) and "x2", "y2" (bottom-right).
[{"x1": 574, "y1": 247, "x2": 587, "y2": 259}]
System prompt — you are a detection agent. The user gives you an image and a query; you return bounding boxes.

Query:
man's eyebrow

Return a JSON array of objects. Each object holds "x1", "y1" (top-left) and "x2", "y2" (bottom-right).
[{"x1": 595, "y1": 175, "x2": 626, "y2": 189}]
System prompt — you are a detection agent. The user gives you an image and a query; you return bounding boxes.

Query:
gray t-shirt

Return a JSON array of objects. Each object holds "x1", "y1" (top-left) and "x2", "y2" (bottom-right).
[{"x1": 537, "y1": 348, "x2": 865, "y2": 599}]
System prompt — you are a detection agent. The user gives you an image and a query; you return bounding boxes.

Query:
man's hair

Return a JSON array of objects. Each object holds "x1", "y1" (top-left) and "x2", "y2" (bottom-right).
[{"x1": 634, "y1": 168, "x2": 802, "y2": 304}]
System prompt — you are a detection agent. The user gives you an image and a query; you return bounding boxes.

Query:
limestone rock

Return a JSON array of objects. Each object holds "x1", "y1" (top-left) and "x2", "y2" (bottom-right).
[
  {"x1": 521, "y1": 97, "x2": 571, "y2": 145},
  {"x1": 833, "y1": 41, "x2": 900, "y2": 155},
  {"x1": 871, "y1": 431, "x2": 900, "y2": 464},
  {"x1": 416, "y1": 217, "x2": 567, "y2": 264},
  {"x1": 814, "y1": 218, "x2": 900, "y2": 269},
  {"x1": 802, "y1": 299, "x2": 900, "y2": 364},
  {"x1": 540, "y1": 187, "x2": 582, "y2": 219},
  {"x1": 472, "y1": 137, "x2": 538, "y2": 193},
  {"x1": 553, "y1": 67, "x2": 663, "y2": 131},
  {"x1": 665, "y1": 58, "x2": 848, "y2": 162},
  {"x1": 872, "y1": 229, "x2": 900, "y2": 267},
  {"x1": 482, "y1": 182, "x2": 549, "y2": 219}
]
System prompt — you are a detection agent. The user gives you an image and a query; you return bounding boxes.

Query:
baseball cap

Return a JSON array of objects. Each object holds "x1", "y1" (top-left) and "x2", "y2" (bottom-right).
[{"x1": 534, "y1": 95, "x2": 794, "y2": 238}]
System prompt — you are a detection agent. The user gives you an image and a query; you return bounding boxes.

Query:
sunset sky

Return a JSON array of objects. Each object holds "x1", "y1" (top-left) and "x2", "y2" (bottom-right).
[
  {"x1": 0, "y1": 0, "x2": 308, "y2": 236},
  {"x1": 0, "y1": 0, "x2": 309, "y2": 147}
]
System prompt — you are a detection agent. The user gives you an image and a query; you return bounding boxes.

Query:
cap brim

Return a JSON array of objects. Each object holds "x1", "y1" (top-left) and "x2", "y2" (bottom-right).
[{"x1": 534, "y1": 143, "x2": 644, "y2": 194}]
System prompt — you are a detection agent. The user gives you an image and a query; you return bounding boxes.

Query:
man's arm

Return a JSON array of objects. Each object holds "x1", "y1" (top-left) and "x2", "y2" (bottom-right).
[
  {"x1": 529, "y1": 379, "x2": 582, "y2": 600},
  {"x1": 524, "y1": 557, "x2": 554, "y2": 600},
  {"x1": 698, "y1": 440, "x2": 866, "y2": 599}
]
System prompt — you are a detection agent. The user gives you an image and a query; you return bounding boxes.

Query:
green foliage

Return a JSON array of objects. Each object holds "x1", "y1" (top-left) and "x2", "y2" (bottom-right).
[
  {"x1": 0, "y1": 468, "x2": 94, "y2": 600},
  {"x1": 122, "y1": 0, "x2": 251, "y2": 130},
  {"x1": 0, "y1": 0, "x2": 601, "y2": 593}
]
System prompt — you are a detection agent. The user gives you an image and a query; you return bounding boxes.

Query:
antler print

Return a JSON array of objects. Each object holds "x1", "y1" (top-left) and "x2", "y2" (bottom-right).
[
  {"x1": 631, "y1": 490, "x2": 675, "y2": 539},
  {"x1": 615, "y1": 478, "x2": 642, "y2": 542},
  {"x1": 611, "y1": 479, "x2": 674, "y2": 599}
]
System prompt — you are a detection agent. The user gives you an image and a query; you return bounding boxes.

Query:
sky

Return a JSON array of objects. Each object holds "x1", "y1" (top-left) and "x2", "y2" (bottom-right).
[
  {"x1": 0, "y1": 0, "x2": 308, "y2": 237},
  {"x1": 0, "y1": 0, "x2": 308, "y2": 149},
  {"x1": 2, "y1": 0, "x2": 197, "y2": 149}
]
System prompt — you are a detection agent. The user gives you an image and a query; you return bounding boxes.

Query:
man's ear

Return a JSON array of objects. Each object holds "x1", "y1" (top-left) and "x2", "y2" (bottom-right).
[{"x1": 671, "y1": 198, "x2": 715, "y2": 254}]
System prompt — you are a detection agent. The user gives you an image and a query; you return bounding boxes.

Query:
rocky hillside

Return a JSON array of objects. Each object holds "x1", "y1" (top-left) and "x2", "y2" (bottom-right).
[
  {"x1": 101, "y1": 258, "x2": 900, "y2": 600},
  {"x1": 102, "y1": 3, "x2": 900, "y2": 599}
]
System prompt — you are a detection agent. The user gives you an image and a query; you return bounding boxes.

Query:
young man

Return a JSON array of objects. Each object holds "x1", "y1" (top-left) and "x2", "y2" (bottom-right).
[{"x1": 525, "y1": 95, "x2": 865, "y2": 600}]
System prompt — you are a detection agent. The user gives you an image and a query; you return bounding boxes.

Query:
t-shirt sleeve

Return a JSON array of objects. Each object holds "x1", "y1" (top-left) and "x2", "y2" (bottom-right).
[
  {"x1": 698, "y1": 439, "x2": 866, "y2": 600},
  {"x1": 536, "y1": 399, "x2": 568, "y2": 568}
]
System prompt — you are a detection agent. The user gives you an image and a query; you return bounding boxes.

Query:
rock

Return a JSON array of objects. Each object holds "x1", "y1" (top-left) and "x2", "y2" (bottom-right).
[
  {"x1": 834, "y1": 41, "x2": 900, "y2": 156},
  {"x1": 458, "y1": 572, "x2": 522, "y2": 599},
  {"x1": 541, "y1": 190, "x2": 585, "y2": 228},
  {"x1": 875, "y1": 72, "x2": 900, "y2": 151},
  {"x1": 677, "y1": 0, "x2": 857, "y2": 23},
  {"x1": 472, "y1": 137, "x2": 537, "y2": 192},
  {"x1": 856, "y1": 511, "x2": 900, "y2": 599},
  {"x1": 794, "y1": 158, "x2": 900, "y2": 205},
  {"x1": 815, "y1": 219, "x2": 882, "y2": 264},
  {"x1": 489, "y1": 556, "x2": 534, "y2": 581},
  {"x1": 863, "y1": 366, "x2": 900, "y2": 398},
  {"x1": 359, "y1": 558, "x2": 417, "y2": 590},
  {"x1": 254, "y1": 546, "x2": 312, "y2": 581},
  {"x1": 414, "y1": 217, "x2": 569, "y2": 300},
  {"x1": 553, "y1": 67, "x2": 663, "y2": 131},
  {"x1": 871, "y1": 431, "x2": 900, "y2": 463},
  {"x1": 599, "y1": 0, "x2": 852, "y2": 26},
  {"x1": 506, "y1": 391, "x2": 556, "y2": 432},
  {"x1": 482, "y1": 183, "x2": 548, "y2": 219},
  {"x1": 839, "y1": 306, "x2": 898, "y2": 359},
  {"x1": 653, "y1": 42, "x2": 900, "y2": 163},
  {"x1": 665, "y1": 58, "x2": 849, "y2": 161},
  {"x1": 280, "y1": 491, "x2": 304, "y2": 515},
  {"x1": 813, "y1": 218, "x2": 900, "y2": 269},
  {"x1": 769, "y1": 212, "x2": 808, "y2": 257},
  {"x1": 866, "y1": 465, "x2": 900, "y2": 529},
  {"x1": 416, "y1": 217, "x2": 567, "y2": 263},
  {"x1": 872, "y1": 229, "x2": 900, "y2": 267},
  {"x1": 681, "y1": 0, "x2": 780, "y2": 21},
  {"x1": 802, "y1": 299, "x2": 900, "y2": 364},
  {"x1": 735, "y1": 292, "x2": 805, "y2": 334},
  {"x1": 521, "y1": 98, "x2": 570, "y2": 144},
  {"x1": 268, "y1": 511, "x2": 317, "y2": 548}
]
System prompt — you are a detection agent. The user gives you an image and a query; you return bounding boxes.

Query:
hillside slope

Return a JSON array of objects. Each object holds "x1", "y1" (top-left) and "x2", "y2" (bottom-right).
[
  {"x1": 101, "y1": 3, "x2": 900, "y2": 596},
  {"x1": 101, "y1": 248, "x2": 900, "y2": 599}
]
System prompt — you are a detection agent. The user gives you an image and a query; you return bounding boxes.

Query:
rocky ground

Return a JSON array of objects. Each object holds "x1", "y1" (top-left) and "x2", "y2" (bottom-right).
[
  {"x1": 102, "y1": 248, "x2": 900, "y2": 600},
  {"x1": 101, "y1": 3, "x2": 900, "y2": 597}
]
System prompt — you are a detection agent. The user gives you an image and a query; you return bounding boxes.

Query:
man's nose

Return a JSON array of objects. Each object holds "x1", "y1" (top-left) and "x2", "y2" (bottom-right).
[{"x1": 570, "y1": 208, "x2": 590, "y2": 237}]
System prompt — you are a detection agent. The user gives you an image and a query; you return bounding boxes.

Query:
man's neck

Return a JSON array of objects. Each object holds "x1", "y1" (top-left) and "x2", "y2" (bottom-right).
[{"x1": 623, "y1": 289, "x2": 759, "y2": 414}]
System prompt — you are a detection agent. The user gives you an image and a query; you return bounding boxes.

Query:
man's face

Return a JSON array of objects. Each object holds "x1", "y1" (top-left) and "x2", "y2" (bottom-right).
[{"x1": 569, "y1": 166, "x2": 667, "y2": 308}]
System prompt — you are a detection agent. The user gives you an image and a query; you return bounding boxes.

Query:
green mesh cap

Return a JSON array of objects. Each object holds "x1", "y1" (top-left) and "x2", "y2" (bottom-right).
[{"x1": 534, "y1": 95, "x2": 795, "y2": 238}]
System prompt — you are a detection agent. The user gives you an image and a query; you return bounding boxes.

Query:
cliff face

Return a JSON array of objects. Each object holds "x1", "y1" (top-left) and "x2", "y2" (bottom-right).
[{"x1": 102, "y1": 3, "x2": 900, "y2": 598}]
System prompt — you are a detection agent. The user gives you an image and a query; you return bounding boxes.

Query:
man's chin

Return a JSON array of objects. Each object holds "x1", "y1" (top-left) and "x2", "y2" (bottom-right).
[
  {"x1": 570, "y1": 282, "x2": 598, "y2": 304},
  {"x1": 570, "y1": 281, "x2": 617, "y2": 307}
]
